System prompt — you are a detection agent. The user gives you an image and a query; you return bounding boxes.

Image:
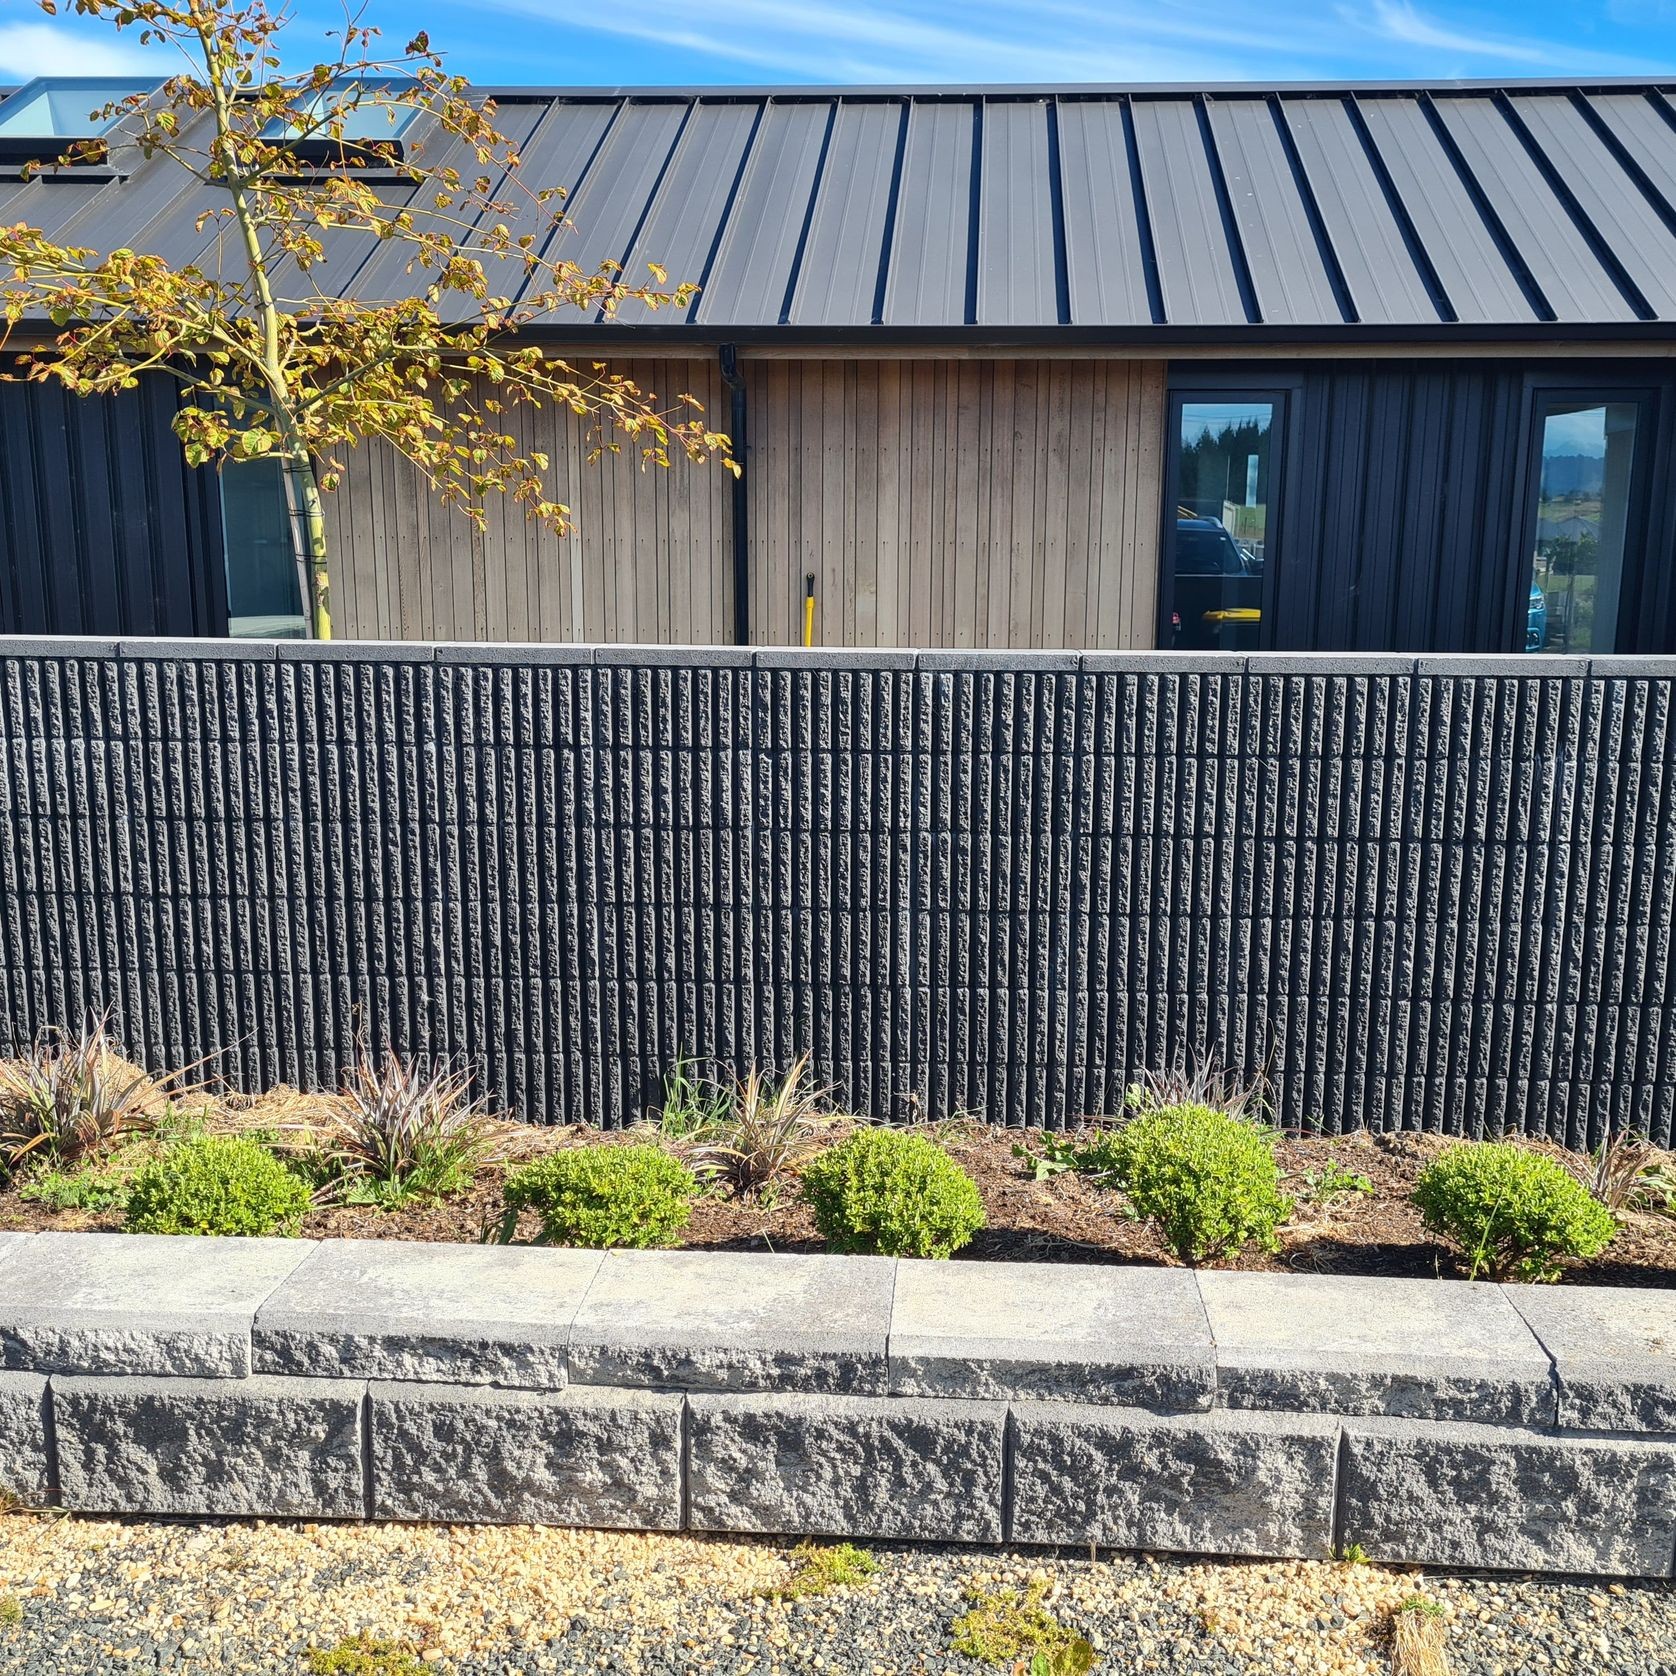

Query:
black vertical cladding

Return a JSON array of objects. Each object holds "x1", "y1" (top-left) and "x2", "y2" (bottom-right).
[{"x1": 0, "y1": 367, "x2": 228, "y2": 638}]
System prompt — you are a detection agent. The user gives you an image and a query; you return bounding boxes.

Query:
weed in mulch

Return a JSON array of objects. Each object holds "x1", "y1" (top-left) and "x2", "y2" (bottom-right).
[
  {"x1": 305, "y1": 1631, "x2": 427, "y2": 1676},
  {"x1": 1390, "y1": 1594, "x2": 1450, "y2": 1676},
  {"x1": 761, "y1": 1539, "x2": 878, "y2": 1600},
  {"x1": 950, "y1": 1576, "x2": 1096, "y2": 1673}
]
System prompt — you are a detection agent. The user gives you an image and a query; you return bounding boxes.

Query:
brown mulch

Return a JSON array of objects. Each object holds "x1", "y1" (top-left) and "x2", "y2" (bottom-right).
[{"x1": 1, "y1": 1094, "x2": 1672, "y2": 1286}]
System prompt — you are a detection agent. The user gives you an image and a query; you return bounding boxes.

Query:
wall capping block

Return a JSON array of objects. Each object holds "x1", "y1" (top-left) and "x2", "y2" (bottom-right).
[
  {"x1": 2, "y1": 1236, "x2": 1674, "y2": 1577},
  {"x1": 755, "y1": 647, "x2": 918, "y2": 670},
  {"x1": 0, "y1": 635, "x2": 121, "y2": 658},
  {"x1": 433, "y1": 641, "x2": 595, "y2": 666},
  {"x1": 593, "y1": 643, "x2": 753, "y2": 667},
  {"x1": 281, "y1": 639, "x2": 438, "y2": 663},
  {"x1": 115, "y1": 637, "x2": 280, "y2": 661}
]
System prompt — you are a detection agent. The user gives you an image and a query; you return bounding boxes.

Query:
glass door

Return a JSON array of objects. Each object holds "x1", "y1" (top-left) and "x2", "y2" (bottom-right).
[
  {"x1": 1523, "y1": 394, "x2": 1648, "y2": 656},
  {"x1": 1162, "y1": 395, "x2": 1278, "y2": 651}
]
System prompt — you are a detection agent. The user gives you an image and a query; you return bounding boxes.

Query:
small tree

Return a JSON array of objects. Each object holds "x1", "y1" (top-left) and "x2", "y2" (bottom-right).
[{"x1": 0, "y1": 1, "x2": 736, "y2": 637}]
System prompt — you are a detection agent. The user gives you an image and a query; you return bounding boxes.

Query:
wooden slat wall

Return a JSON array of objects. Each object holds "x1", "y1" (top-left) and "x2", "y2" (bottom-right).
[
  {"x1": 326, "y1": 355, "x2": 1164, "y2": 649},
  {"x1": 325, "y1": 357, "x2": 733, "y2": 643},
  {"x1": 746, "y1": 359, "x2": 1164, "y2": 649}
]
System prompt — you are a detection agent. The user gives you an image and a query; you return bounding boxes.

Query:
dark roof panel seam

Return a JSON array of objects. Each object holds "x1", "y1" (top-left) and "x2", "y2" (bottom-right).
[
  {"x1": 965, "y1": 102, "x2": 983, "y2": 326},
  {"x1": 1342, "y1": 94, "x2": 1456, "y2": 324},
  {"x1": 1570, "y1": 91, "x2": 1676, "y2": 244},
  {"x1": 517, "y1": 99, "x2": 624, "y2": 312},
  {"x1": 1493, "y1": 92, "x2": 1656, "y2": 323},
  {"x1": 682, "y1": 102, "x2": 766, "y2": 325},
  {"x1": 1267, "y1": 95, "x2": 1358, "y2": 325},
  {"x1": 777, "y1": 100, "x2": 839, "y2": 327},
  {"x1": 1045, "y1": 98, "x2": 1071, "y2": 326},
  {"x1": 1194, "y1": 97, "x2": 1262, "y2": 325},
  {"x1": 869, "y1": 103, "x2": 911, "y2": 326},
  {"x1": 1416, "y1": 92, "x2": 1555, "y2": 323},
  {"x1": 1118, "y1": 98, "x2": 1166, "y2": 325},
  {"x1": 589, "y1": 98, "x2": 698, "y2": 324}
]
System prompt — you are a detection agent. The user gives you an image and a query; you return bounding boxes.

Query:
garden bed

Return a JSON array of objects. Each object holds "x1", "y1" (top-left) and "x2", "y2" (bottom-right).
[{"x1": 3, "y1": 1088, "x2": 1672, "y2": 1287}]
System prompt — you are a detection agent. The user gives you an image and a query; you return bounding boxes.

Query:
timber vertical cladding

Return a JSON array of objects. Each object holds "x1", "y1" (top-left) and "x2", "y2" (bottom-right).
[{"x1": 1, "y1": 641, "x2": 1673, "y2": 1147}]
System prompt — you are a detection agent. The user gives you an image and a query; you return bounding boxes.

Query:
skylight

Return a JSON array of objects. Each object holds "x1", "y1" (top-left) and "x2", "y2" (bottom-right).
[
  {"x1": 259, "y1": 79, "x2": 421, "y2": 158},
  {"x1": 0, "y1": 77, "x2": 156, "y2": 142}
]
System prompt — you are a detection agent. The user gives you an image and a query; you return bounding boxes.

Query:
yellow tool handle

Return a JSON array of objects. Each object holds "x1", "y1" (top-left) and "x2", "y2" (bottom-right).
[{"x1": 803, "y1": 573, "x2": 815, "y2": 648}]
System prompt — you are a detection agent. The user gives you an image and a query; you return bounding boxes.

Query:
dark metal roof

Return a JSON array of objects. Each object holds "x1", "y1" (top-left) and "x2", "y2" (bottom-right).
[{"x1": 7, "y1": 78, "x2": 1676, "y2": 340}]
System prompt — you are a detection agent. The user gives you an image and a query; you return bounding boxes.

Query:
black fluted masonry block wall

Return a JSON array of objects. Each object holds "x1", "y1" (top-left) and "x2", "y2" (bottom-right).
[{"x1": 2, "y1": 639, "x2": 1674, "y2": 1147}]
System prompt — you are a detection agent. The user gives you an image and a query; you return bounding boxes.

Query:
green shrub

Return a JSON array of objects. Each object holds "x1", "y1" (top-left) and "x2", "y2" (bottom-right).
[
  {"x1": 801, "y1": 1127, "x2": 983, "y2": 1259},
  {"x1": 1082, "y1": 1103, "x2": 1292, "y2": 1264},
  {"x1": 1412, "y1": 1142, "x2": 1615, "y2": 1282},
  {"x1": 125, "y1": 1136, "x2": 311, "y2": 1236},
  {"x1": 501, "y1": 1144, "x2": 696, "y2": 1248}
]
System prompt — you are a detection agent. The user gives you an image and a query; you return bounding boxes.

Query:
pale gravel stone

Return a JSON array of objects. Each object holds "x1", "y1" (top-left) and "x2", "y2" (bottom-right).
[
  {"x1": 686, "y1": 1391, "x2": 1005, "y2": 1542},
  {"x1": 1008, "y1": 1402, "x2": 1340, "y2": 1557},
  {"x1": 0, "y1": 1371, "x2": 50, "y2": 1500},
  {"x1": 0, "y1": 1232, "x2": 314, "y2": 1378},
  {"x1": 568, "y1": 1250, "x2": 895, "y2": 1394},
  {"x1": 1501, "y1": 1282, "x2": 1676, "y2": 1433},
  {"x1": 889, "y1": 1258, "x2": 1213, "y2": 1409},
  {"x1": 253, "y1": 1239, "x2": 604, "y2": 1387},
  {"x1": 1197, "y1": 1271, "x2": 1558, "y2": 1424},
  {"x1": 51, "y1": 1372, "x2": 364, "y2": 1518},
  {"x1": 1339, "y1": 1414, "x2": 1676, "y2": 1578},
  {"x1": 369, "y1": 1380, "x2": 682, "y2": 1528}
]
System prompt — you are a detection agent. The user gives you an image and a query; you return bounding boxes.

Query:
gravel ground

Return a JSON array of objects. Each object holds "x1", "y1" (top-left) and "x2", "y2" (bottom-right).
[{"x1": 0, "y1": 1513, "x2": 1671, "y2": 1676}]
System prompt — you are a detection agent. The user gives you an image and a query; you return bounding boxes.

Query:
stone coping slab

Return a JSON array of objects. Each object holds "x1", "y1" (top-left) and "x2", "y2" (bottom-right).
[
  {"x1": 1503, "y1": 1284, "x2": 1676, "y2": 1433},
  {"x1": 253, "y1": 1240, "x2": 605, "y2": 1388},
  {"x1": 567, "y1": 1249, "x2": 895, "y2": 1394},
  {"x1": 0, "y1": 1233, "x2": 315, "y2": 1379},
  {"x1": 889, "y1": 1259, "x2": 1213, "y2": 1409},
  {"x1": 1197, "y1": 1272, "x2": 1557, "y2": 1425}
]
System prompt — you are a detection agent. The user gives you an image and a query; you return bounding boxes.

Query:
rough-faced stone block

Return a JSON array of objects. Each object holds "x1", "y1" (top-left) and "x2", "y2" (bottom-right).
[
  {"x1": 889, "y1": 1259, "x2": 1212, "y2": 1409},
  {"x1": 568, "y1": 1250, "x2": 894, "y2": 1394},
  {"x1": 52, "y1": 1374, "x2": 364, "y2": 1518},
  {"x1": 687, "y1": 1392, "x2": 1005, "y2": 1542},
  {"x1": 0, "y1": 1233, "x2": 315, "y2": 1378},
  {"x1": 369, "y1": 1380, "x2": 681, "y2": 1528},
  {"x1": 0, "y1": 1372, "x2": 51, "y2": 1501},
  {"x1": 1008, "y1": 1403, "x2": 1339, "y2": 1557},
  {"x1": 1502, "y1": 1283, "x2": 1676, "y2": 1432},
  {"x1": 1339, "y1": 1416, "x2": 1676, "y2": 1578},
  {"x1": 1197, "y1": 1272, "x2": 1556, "y2": 1424},
  {"x1": 254, "y1": 1240, "x2": 604, "y2": 1387}
]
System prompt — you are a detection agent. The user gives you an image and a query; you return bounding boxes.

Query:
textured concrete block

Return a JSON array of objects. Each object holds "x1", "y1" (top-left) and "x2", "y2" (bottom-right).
[
  {"x1": 53, "y1": 1374, "x2": 365, "y2": 1517},
  {"x1": 1009, "y1": 1403, "x2": 1339, "y2": 1557},
  {"x1": 687, "y1": 1392, "x2": 1006, "y2": 1542},
  {"x1": 1339, "y1": 1416, "x2": 1676, "y2": 1578},
  {"x1": 1198, "y1": 1273, "x2": 1556, "y2": 1424},
  {"x1": 569, "y1": 1250, "x2": 894, "y2": 1394},
  {"x1": 0, "y1": 1372, "x2": 51, "y2": 1500},
  {"x1": 1503, "y1": 1283, "x2": 1676, "y2": 1432},
  {"x1": 0, "y1": 1233, "x2": 315, "y2": 1378},
  {"x1": 890, "y1": 1259, "x2": 1212, "y2": 1409},
  {"x1": 370, "y1": 1380, "x2": 681, "y2": 1528},
  {"x1": 254, "y1": 1240, "x2": 603, "y2": 1387}
]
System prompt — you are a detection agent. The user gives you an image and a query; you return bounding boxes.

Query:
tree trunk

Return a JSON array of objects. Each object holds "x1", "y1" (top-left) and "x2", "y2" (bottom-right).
[{"x1": 282, "y1": 447, "x2": 331, "y2": 640}]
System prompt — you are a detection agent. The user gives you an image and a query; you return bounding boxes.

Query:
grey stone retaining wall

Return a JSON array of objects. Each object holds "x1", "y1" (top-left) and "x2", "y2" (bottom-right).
[
  {"x1": 0, "y1": 1233, "x2": 1673, "y2": 1578},
  {"x1": 3, "y1": 638, "x2": 1676, "y2": 1143}
]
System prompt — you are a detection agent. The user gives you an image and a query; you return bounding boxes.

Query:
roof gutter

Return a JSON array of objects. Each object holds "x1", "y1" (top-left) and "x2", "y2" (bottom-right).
[{"x1": 718, "y1": 345, "x2": 749, "y2": 647}]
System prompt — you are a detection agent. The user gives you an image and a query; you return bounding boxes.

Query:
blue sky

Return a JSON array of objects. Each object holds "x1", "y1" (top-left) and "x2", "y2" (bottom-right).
[{"x1": 1, "y1": 0, "x2": 1673, "y2": 86}]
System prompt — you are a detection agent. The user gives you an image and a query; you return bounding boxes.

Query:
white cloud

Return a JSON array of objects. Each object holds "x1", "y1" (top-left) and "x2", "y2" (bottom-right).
[
  {"x1": 0, "y1": 22, "x2": 155, "y2": 79},
  {"x1": 1358, "y1": 0, "x2": 1661, "y2": 72}
]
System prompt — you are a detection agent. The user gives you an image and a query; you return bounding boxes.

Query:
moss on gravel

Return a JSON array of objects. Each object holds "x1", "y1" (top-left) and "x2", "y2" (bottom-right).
[
  {"x1": 950, "y1": 1576, "x2": 1096, "y2": 1672},
  {"x1": 761, "y1": 1540, "x2": 878, "y2": 1600},
  {"x1": 306, "y1": 1631, "x2": 428, "y2": 1675}
]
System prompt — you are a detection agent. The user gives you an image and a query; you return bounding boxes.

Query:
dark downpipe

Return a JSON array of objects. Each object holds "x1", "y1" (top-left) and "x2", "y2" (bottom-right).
[{"x1": 719, "y1": 345, "x2": 750, "y2": 646}]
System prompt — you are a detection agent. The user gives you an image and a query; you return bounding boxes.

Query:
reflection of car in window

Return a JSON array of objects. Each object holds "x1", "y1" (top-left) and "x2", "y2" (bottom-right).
[
  {"x1": 1526, "y1": 583, "x2": 1547, "y2": 653},
  {"x1": 1171, "y1": 516, "x2": 1262, "y2": 650}
]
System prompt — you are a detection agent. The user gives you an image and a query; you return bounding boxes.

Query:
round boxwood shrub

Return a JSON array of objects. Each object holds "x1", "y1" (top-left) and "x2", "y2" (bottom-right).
[
  {"x1": 801, "y1": 1127, "x2": 984, "y2": 1259},
  {"x1": 1083, "y1": 1103, "x2": 1291, "y2": 1264},
  {"x1": 125, "y1": 1135, "x2": 312, "y2": 1236},
  {"x1": 1413, "y1": 1142, "x2": 1615, "y2": 1282},
  {"x1": 502, "y1": 1143, "x2": 697, "y2": 1249}
]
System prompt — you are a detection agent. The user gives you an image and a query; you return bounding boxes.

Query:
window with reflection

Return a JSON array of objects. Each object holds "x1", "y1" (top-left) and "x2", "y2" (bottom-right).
[
  {"x1": 1167, "y1": 400, "x2": 1274, "y2": 651},
  {"x1": 221, "y1": 457, "x2": 307, "y2": 639},
  {"x1": 1526, "y1": 400, "x2": 1639, "y2": 655}
]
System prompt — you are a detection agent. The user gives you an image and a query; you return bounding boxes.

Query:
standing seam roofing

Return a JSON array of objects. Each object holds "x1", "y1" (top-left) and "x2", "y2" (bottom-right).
[{"x1": 6, "y1": 81, "x2": 1676, "y2": 333}]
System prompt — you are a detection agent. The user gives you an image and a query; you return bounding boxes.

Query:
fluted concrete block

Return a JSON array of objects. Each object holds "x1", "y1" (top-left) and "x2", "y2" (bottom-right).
[
  {"x1": 52, "y1": 1374, "x2": 364, "y2": 1517},
  {"x1": 569, "y1": 1250, "x2": 894, "y2": 1394},
  {"x1": 0, "y1": 1233, "x2": 314, "y2": 1378},
  {"x1": 0, "y1": 1372, "x2": 50, "y2": 1500},
  {"x1": 254, "y1": 1240, "x2": 603, "y2": 1387},
  {"x1": 369, "y1": 1380, "x2": 681, "y2": 1528},
  {"x1": 889, "y1": 1259, "x2": 1212, "y2": 1409},
  {"x1": 687, "y1": 1392, "x2": 1006, "y2": 1542},
  {"x1": 1338, "y1": 1415, "x2": 1676, "y2": 1578},
  {"x1": 1503, "y1": 1284, "x2": 1676, "y2": 1433},
  {"x1": 1008, "y1": 1403, "x2": 1339, "y2": 1558},
  {"x1": 1198, "y1": 1272, "x2": 1557, "y2": 1425}
]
